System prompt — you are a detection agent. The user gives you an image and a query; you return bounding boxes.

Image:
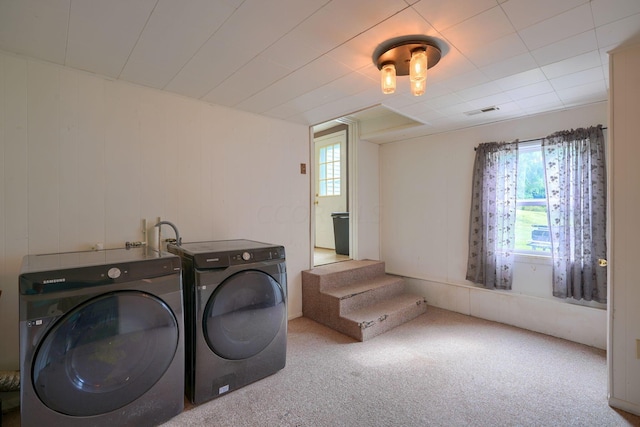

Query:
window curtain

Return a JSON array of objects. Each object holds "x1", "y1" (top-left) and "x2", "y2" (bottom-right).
[
  {"x1": 466, "y1": 141, "x2": 519, "y2": 290},
  {"x1": 542, "y1": 125, "x2": 607, "y2": 303}
]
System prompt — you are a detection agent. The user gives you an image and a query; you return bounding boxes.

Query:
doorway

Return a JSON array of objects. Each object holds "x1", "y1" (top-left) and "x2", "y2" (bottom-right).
[{"x1": 313, "y1": 124, "x2": 350, "y2": 266}]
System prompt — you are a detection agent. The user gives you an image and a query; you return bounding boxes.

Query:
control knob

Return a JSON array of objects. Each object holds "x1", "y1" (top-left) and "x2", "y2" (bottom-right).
[{"x1": 107, "y1": 267, "x2": 121, "y2": 279}]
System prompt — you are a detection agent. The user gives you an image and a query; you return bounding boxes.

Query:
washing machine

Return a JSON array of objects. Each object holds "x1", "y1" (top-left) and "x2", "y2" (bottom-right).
[
  {"x1": 168, "y1": 239, "x2": 287, "y2": 405},
  {"x1": 19, "y1": 247, "x2": 184, "y2": 427}
]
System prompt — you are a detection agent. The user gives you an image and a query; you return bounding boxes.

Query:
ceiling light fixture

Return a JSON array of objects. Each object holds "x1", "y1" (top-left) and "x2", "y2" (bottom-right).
[{"x1": 373, "y1": 36, "x2": 442, "y2": 96}]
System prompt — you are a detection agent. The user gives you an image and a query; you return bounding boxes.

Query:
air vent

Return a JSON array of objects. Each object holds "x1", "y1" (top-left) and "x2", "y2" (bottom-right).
[{"x1": 464, "y1": 106, "x2": 500, "y2": 116}]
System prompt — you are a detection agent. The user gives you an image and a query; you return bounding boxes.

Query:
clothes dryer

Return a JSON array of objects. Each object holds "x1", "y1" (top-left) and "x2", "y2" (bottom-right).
[
  {"x1": 19, "y1": 247, "x2": 184, "y2": 427},
  {"x1": 168, "y1": 239, "x2": 287, "y2": 405}
]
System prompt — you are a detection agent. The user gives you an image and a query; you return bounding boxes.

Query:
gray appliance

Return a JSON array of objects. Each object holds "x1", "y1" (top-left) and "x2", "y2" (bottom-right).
[
  {"x1": 19, "y1": 247, "x2": 184, "y2": 427},
  {"x1": 168, "y1": 239, "x2": 287, "y2": 405}
]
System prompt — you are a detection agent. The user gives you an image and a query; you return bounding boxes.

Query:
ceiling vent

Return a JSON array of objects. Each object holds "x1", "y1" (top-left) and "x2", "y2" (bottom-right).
[{"x1": 464, "y1": 106, "x2": 500, "y2": 116}]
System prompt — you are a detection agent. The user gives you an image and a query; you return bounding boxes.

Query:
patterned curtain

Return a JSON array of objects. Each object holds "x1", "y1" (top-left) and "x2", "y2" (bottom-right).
[
  {"x1": 466, "y1": 141, "x2": 519, "y2": 290},
  {"x1": 542, "y1": 125, "x2": 607, "y2": 303}
]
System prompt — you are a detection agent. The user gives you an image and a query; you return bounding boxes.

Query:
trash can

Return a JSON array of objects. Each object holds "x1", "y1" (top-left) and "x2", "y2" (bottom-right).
[{"x1": 331, "y1": 212, "x2": 349, "y2": 255}]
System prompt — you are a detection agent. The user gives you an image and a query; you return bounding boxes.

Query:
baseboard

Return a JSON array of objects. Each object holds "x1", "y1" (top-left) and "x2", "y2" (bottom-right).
[
  {"x1": 402, "y1": 276, "x2": 607, "y2": 349},
  {"x1": 609, "y1": 396, "x2": 640, "y2": 416},
  {"x1": 288, "y1": 311, "x2": 303, "y2": 321}
]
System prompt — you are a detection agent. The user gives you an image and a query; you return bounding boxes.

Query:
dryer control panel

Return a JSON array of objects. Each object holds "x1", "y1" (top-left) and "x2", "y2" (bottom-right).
[{"x1": 169, "y1": 240, "x2": 286, "y2": 270}]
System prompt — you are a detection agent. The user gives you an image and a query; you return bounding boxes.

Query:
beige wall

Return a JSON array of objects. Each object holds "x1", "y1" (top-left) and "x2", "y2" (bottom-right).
[
  {"x1": 609, "y1": 43, "x2": 640, "y2": 416},
  {"x1": 0, "y1": 51, "x2": 311, "y2": 370}
]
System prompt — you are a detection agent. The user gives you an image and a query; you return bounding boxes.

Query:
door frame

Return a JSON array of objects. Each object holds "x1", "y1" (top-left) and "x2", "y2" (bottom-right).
[{"x1": 309, "y1": 119, "x2": 358, "y2": 267}]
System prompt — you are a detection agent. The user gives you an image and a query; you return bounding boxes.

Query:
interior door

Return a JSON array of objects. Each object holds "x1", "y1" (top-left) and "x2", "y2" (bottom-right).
[{"x1": 314, "y1": 130, "x2": 347, "y2": 249}]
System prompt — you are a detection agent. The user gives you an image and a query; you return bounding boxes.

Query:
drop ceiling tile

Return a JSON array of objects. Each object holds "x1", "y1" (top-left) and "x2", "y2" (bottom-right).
[
  {"x1": 236, "y1": 55, "x2": 352, "y2": 114},
  {"x1": 166, "y1": 0, "x2": 327, "y2": 98},
  {"x1": 261, "y1": 30, "x2": 329, "y2": 71},
  {"x1": 439, "y1": 69, "x2": 490, "y2": 92},
  {"x1": 441, "y1": 6, "x2": 515, "y2": 52},
  {"x1": 66, "y1": 0, "x2": 157, "y2": 77},
  {"x1": 493, "y1": 68, "x2": 547, "y2": 91},
  {"x1": 518, "y1": 3, "x2": 594, "y2": 51},
  {"x1": 438, "y1": 101, "x2": 477, "y2": 116},
  {"x1": 421, "y1": 92, "x2": 467, "y2": 110},
  {"x1": 426, "y1": 48, "x2": 477, "y2": 84},
  {"x1": 120, "y1": 0, "x2": 236, "y2": 88},
  {"x1": 595, "y1": 13, "x2": 640, "y2": 48},
  {"x1": 201, "y1": 55, "x2": 291, "y2": 107},
  {"x1": 411, "y1": 0, "x2": 496, "y2": 31},
  {"x1": 541, "y1": 50, "x2": 602, "y2": 79},
  {"x1": 531, "y1": 30, "x2": 598, "y2": 67},
  {"x1": 500, "y1": 0, "x2": 588, "y2": 30},
  {"x1": 463, "y1": 33, "x2": 529, "y2": 68},
  {"x1": 591, "y1": 0, "x2": 640, "y2": 27},
  {"x1": 479, "y1": 52, "x2": 538, "y2": 80},
  {"x1": 515, "y1": 92, "x2": 562, "y2": 109},
  {"x1": 0, "y1": 0, "x2": 70, "y2": 64},
  {"x1": 468, "y1": 93, "x2": 514, "y2": 109},
  {"x1": 549, "y1": 67, "x2": 604, "y2": 91},
  {"x1": 506, "y1": 81, "x2": 554, "y2": 101},
  {"x1": 556, "y1": 80, "x2": 608, "y2": 105},
  {"x1": 462, "y1": 92, "x2": 513, "y2": 109},
  {"x1": 311, "y1": 0, "x2": 408, "y2": 44},
  {"x1": 456, "y1": 81, "x2": 503, "y2": 102}
]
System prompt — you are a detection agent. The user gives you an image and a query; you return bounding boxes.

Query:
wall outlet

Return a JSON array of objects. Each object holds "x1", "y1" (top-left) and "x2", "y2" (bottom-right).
[{"x1": 300, "y1": 163, "x2": 307, "y2": 174}]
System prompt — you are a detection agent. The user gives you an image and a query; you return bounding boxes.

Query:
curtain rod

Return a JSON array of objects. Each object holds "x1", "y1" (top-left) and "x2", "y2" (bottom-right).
[{"x1": 473, "y1": 126, "x2": 608, "y2": 150}]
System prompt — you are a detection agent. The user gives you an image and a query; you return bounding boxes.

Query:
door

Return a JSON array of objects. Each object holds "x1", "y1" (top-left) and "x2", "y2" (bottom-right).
[
  {"x1": 314, "y1": 130, "x2": 347, "y2": 249},
  {"x1": 203, "y1": 270, "x2": 285, "y2": 360},
  {"x1": 32, "y1": 291, "x2": 179, "y2": 416}
]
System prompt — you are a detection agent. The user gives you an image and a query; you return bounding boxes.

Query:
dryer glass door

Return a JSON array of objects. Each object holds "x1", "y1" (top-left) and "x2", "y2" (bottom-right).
[
  {"x1": 32, "y1": 291, "x2": 179, "y2": 416},
  {"x1": 203, "y1": 270, "x2": 285, "y2": 360}
]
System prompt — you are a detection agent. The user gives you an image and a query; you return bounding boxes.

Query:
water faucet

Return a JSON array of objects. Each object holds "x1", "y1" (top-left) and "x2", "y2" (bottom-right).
[{"x1": 154, "y1": 220, "x2": 182, "y2": 251}]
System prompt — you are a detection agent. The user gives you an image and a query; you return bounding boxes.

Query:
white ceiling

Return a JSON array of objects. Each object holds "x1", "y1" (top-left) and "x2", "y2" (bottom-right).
[{"x1": 1, "y1": 0, "x2": 639, "y2": 143}]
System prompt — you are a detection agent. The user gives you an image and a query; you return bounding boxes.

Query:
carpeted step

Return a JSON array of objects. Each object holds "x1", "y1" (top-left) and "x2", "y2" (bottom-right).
[
  {"x1": 302, "y1": 260, "x2": 386, "y2": 291},
  {"x1": 340, "y1": 293, "x2": 428, "y2": 341},
  {"x1": 302, "y1": 259, "x2": 428, "y2": 342},
  {"x1": 323, "y1": 274, "x2": 405, "y2": 315}
]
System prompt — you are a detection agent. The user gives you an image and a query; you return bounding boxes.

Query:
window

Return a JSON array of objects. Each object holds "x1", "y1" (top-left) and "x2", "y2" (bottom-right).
[
  {"x1": 515, "y1": 142, "x2": 549, "y2": 255},
  {"x1": 318, "y1": 143, "x2": 341, "y2": 196}
]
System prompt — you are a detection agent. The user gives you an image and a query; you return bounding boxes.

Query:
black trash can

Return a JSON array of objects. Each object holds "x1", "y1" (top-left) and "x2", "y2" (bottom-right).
[{"x1": 331, "y1": 212, "x2": 349, "y2": 255}]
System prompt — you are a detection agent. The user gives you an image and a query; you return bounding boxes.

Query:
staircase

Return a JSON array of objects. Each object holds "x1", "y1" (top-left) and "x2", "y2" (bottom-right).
[{"x1": 302, "y1": 260, "x2": 427, "y2": 341}]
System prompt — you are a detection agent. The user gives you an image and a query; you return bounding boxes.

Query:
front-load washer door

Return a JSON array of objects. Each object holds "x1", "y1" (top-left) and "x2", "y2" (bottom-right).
[
  {"x1": 32, "y1": 290, "x2": 179, "y2": 416},
  {"x1": 203, "y1": 270, "x2": 285, "y2": 360}
]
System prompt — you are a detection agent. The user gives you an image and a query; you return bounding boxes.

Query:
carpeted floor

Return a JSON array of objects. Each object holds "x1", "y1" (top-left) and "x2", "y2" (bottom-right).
[{"x1": 161, "y1": 306, "x2": 640, "y2": 427}]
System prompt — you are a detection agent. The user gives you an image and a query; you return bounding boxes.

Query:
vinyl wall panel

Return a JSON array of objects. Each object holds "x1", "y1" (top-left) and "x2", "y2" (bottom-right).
[{"x1": 0, "y1": 51, "x2": 310, "y2": 369}]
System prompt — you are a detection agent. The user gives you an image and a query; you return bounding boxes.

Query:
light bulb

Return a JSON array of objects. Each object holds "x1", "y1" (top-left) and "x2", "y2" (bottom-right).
[
  {"x1": 381, "y1": 63, "x2": 396, "y2": 94},
  {"x1": 411, "y1": 78, "x2": 425, "y2": 96},
  {"x1": 410, "y1": 49, "x2": 427, "y2": 82}
]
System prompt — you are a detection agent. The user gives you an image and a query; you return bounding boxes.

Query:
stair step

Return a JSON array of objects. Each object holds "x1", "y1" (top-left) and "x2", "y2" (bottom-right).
[
  {"x1": 304, "y1": 260, "x2": 386, "y2": 291},
  {"x1": 341, "y1": 293, "x2": 428, "y2": 341},
  {"x1": 323, "y1": 274, "x2": 405, "y2": 314},
  {"x1": 302, "y1": 259, "x2": 428, "y2": 341}
]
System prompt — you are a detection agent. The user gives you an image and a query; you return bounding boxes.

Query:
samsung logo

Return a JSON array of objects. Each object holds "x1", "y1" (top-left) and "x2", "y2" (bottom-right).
[{"x1": 43, "y1": 278, "x2": 66, "y2": 284}]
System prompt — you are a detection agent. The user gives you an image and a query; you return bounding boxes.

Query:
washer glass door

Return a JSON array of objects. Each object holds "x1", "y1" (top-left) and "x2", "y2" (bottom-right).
[
  {"x1": 32, "y1": 291, "x2": 179, "y2": 416},
  {"x1": 203, "y1": 270, "x2": 285, "y2": 360}
]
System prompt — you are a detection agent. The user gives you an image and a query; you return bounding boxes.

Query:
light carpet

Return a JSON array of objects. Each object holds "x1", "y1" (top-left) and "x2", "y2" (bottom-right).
[{"x1": 161, "y1": 306, "x2": 640, "y2": 427}]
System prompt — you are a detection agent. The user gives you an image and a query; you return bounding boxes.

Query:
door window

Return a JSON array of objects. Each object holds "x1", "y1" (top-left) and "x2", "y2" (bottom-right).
[
  {"x1": 203, "y1": 270, "x2": 285, "y2": 360},
  {"x1": 32, "y1": 291, "x2": 179, "y2": 416}
]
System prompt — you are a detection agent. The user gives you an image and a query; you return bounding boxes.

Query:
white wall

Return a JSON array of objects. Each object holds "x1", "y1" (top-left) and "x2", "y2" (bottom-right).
[
  {"x1": 354, "y1": 137, "x2": 380, "y2": 261},
  {"x1": 609, "y1": 43, "x2": 640, "y2": 416},
  {"x1": 0, "y1": 51, "x2": 310, "y2": 370},
  {"x1": 380, "y1": 102, "x2": 608, "y2": 349}
]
